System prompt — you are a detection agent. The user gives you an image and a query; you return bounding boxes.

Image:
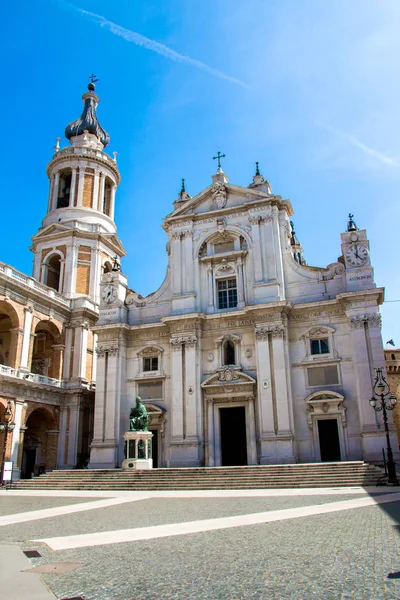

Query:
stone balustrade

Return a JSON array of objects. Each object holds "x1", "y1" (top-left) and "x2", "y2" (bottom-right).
[
  {"x1": 0, "y1": 262, "x2": 70, "y2": 306},
  {"x1": 0, "y1": 363, "x2": 63, "y2": 388}
]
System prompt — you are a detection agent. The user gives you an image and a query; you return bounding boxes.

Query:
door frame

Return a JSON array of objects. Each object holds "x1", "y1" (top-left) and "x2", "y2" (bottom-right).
[
  {"x1": 212, "y1": 400, "x2": 257, "y2": 467},
  {"x1": 305, "y1": 391, "x2": 349, "y2": 462}
]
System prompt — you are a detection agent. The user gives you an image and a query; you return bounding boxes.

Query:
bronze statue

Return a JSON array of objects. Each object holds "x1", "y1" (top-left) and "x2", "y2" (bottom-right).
[{"x1": 129, "y1": 396, "x2": 149, "y2": 431}]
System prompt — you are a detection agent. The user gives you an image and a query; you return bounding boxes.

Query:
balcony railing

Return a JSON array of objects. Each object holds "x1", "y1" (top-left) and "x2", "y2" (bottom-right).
[
  {"x1": 0, "y1": 262, "x2": 70, "y2": 306},
  {"x1": 0, "y1": 364, "x2": 63, "y2": 388}
]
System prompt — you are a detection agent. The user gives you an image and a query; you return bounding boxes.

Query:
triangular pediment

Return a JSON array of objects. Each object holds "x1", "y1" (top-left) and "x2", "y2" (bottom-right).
[
  {"x1": 31, "y1": 223, "x2": 72, "y2": 241},
  {"x1": 165, "y1": 182, "x2": 292, "y2": 222}
]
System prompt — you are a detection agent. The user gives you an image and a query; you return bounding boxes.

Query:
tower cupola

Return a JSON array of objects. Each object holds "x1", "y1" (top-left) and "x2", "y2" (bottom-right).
[{"x1": 65, "y1": 80, "x2": 110, "y2": 149}]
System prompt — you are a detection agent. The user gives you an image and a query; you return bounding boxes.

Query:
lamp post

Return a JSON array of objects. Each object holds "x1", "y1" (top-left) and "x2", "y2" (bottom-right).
[
  {"x1": 369, "y1": 368, "x2": 399, "y2": 485},
  {"x1": 0, "y1": 400, "x2": 15, "y2": 486}
]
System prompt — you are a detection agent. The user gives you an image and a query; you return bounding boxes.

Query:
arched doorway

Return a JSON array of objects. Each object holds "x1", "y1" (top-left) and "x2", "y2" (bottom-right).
[{"x1": 21, "y1": 408, "x2": 58, "y2": 478}]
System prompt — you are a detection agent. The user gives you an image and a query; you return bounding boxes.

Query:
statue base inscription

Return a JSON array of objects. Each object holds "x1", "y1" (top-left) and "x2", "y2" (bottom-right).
[{"x1": 122, "y1": 431, "x2": 153, "y2": 470}]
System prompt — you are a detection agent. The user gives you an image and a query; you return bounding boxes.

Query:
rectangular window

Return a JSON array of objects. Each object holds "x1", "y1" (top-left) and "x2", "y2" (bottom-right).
[
  {"x1": 310, "y1": 338, "x2": 329, "y2": 355},
  {"x1": 143, "y1": 357, "x2": 158, "y2": 372},
  {"x1": 214, "y1": 241, "x2": 235, "y2": 254},
  {"x1": 137, "y1": 382, "x2": 162, "y2": 399},
  {"x1": 307, "y1": 366, "x2": 339, "y2": 386},
  {"x1": 217, "y1": 278, "x2": 238, "y2": 309}
]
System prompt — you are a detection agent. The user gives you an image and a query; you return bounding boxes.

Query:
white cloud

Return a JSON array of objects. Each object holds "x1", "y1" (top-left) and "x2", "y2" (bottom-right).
[
  {"x1": 318, "y1": 122, "x2": 400, "y2": 168},
  {"x1": 71, "y1": 5, "x2": 249, "y2": 89}
]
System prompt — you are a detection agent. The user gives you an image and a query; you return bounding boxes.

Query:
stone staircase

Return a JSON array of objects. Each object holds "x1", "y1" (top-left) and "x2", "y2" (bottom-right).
[{"x1": 13, "y1": 461, "x2": 385, "y2": 490}]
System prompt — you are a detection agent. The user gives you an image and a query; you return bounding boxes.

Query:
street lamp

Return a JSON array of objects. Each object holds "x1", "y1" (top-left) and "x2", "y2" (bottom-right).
[
  {"x1": 0, "y1": 400, "x2": 15, "y2": 486},
  {"x1": 369, "y1": 368, "x2": 399, "y2": 485}
]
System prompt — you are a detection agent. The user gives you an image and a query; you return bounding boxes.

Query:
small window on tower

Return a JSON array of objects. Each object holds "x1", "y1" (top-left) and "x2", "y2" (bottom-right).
[
  {"x1": 310, "y1": 339, "x2": 329, "y2": 355},
  {"x1": 143, "y1": 357, "x2": 158, "y2": 372},
  {"x1": 57, "y1": 171, "x2": 72, "y2": 208}
]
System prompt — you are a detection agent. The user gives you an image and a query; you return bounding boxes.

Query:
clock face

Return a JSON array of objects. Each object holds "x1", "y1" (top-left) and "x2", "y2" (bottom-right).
[
  {"x1": 102, "y1": 285, "x2": 118, "y2": 304},
  {"x1": 345, "y1": 244, "x2": 369, "y2": 267}
]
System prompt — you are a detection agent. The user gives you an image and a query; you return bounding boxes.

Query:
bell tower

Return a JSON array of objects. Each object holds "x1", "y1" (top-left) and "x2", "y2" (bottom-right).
[{"x1": 31, "y1": 78, "x2": 125, "y2": 303}]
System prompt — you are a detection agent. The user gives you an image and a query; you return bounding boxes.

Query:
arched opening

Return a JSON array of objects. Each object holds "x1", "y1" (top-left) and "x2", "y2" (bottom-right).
[
  {"x1": 57, "y1": 169, "x2": 72, "y2": 208},
  {"x1": 224, "y1": 340, "x2": 235, "y2": 365},
  {"x1": 0, "y1": 302, "x2": 20, "y2": 369},
  {"x1": 392, "y1": 353, "x2": 396, "y2": 361},
  {"x1": 31, "y1": 321, "x2": 62, "y2": 380},
  {"x1": 103, "y1": 178, "x2": 112, "y2": 216},
  {"x1": 0, "y1": 314, "x2": 13, "y2": 367},
  {"x1": 45, "y1": 254, "x2": 61, "y2": 292},
  {"x1": 21, "y1": 408, "x2": 58, "y2": 478}
]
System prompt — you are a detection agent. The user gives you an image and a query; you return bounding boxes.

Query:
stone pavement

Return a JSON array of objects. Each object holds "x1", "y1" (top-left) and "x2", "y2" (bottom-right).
[{"x1": 1, "y1": 487, "x2": 400, "y2": 599}]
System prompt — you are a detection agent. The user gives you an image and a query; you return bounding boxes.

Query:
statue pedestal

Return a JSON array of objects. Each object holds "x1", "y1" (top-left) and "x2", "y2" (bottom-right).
[{"x1": 122, "y1": 431, "x2": 153, "y2": 470}]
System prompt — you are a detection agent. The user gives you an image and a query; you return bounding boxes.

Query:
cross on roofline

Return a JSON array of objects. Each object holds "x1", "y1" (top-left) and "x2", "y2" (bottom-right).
[
  {"x1": 89, "y1": 74, "x2": 99, "y2": 84},
  {"x1": 213, "y1": 151, "x2": 226, "y2": 169}
]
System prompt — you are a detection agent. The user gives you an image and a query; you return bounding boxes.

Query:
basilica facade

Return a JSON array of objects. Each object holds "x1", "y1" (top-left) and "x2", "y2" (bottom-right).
[{"x1": 0, "y1": 82, "x2": 397, "y2": 478}]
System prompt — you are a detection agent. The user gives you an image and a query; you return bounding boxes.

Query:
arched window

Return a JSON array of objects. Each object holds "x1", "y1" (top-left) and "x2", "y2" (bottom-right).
[
  {"x1": 57, "y1": 170, "x2": 72, "y2": 208},
  {"x1": 224, "y1": 340, "x2": 235, "y2": 365},
  {"x1": 392, "y1": 353, "x2": 396, "y2": 361},
  {"x1": 46, "y1": 255, "x2": 61, "y2": 291}
]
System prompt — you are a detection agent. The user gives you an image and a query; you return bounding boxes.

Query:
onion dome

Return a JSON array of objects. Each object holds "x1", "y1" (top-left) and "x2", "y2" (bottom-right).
[{"x1": 65, "y1": 81, "x2": 110, "y2": 147}]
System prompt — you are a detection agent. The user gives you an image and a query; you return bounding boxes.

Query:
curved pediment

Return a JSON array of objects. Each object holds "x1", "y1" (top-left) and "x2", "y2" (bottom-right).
[{"x1": 202, "y1": 367, "x2": 256, "y2": 388}]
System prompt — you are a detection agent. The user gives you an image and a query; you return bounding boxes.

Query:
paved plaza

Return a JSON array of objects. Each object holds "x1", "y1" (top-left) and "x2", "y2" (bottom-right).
[{"x1": 1, "y1": 488, "x2": 400, "y2": 600}]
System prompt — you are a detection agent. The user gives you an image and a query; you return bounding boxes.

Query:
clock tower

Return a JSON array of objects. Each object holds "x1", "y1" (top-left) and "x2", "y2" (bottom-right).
[{"x1": 341, "y1": 214, "x2": 375, "y2": 291}]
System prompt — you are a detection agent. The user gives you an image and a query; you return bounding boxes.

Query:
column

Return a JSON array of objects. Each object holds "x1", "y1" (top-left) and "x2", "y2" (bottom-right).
[
  {"x1": 19, "y1": 306, "x2": 34, "y2": 372},
  {"x1": 57, "y1": 407, "x2": 67, "y2": 467},
  {"x1": 64, "y1": 240, "x2": 78, "y2": 297},
  {"x1": 207, "y1": 264, "x2": 214, "y2": 308},
  {"x1": 67, "y1": 402, "x2": 80, "y2": 467},
  {"x1": 76, "y1": 167, "x2": 85, "y2": 207},
  {"x1": 69, "y1": 167, "x2": 77, "y2": 207},
  {"x1": 236, "y1": 257, "x2": 245, "y2": 307},
  {"x1": 52, "y1": 344, "x2": 64, "y2": 381},
  {"x1": 62, "y1": 325, "x2": 73, "y2": 380},
  {"x1": 264, "y1": 216, "x2": 278, "y2": 281},
  {"x1": 92, "y1": 333, "x2": 98, "y2": 381},
  {"x1": 171, "y1": 234, "x2": 182, "y2": 296},
  {"x1": 249, "y1": 216, "x2": 263, "y2": 282},
  {"x1": 52, "y1": 171, "x2": 60, "y2": 211},
  {"x1": 72, "y1": 323, "x2": 88, "y2": 380},
  {"x1": 98, "y1": 172, "x2": 105, "y2": 212},
  {"x1": 184, "y1": 337, "x2": 198, "y2": 439},
  {"x1": 59, "y1": 259, "x2": 65, "y2": 293},
  {"x1": 271, "y1": 328, "x2": 292, "y2": 434},
  {"x1": 10, "y1": 400, "x2": 24, "y2": 480},
  {"x1": 92, "y1": 169, "x2": 100, "y2": 211},
  {"x1": 47, "y1": 174, "x2": 55, "y2": 212},
  {"x1": 170, "y1": 339, "x2": 184, "y2": 438},
  {"x1": 207, "y1": 400, "x2": 214, "y2": 466},
  {"x1": 109, "y1": 185, "x2": 116, "y2": 220},
  {"x1": 89, "y1": 247, "x2": 100, "y2": 301},
  {"x1": 254, "y1": 327, "x2": 274, "y2": 436},
  {"x1": 347, "y1": 314, "x2": 379, "y2": 431}
]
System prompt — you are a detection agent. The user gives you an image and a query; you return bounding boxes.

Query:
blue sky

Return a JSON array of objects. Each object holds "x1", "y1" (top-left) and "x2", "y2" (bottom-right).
[{"x1": 1, "y1": 0, "x2": 400, "y2": 346}]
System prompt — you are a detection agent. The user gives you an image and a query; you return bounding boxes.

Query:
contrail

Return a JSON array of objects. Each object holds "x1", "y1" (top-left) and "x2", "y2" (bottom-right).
[
  {"x1": 319, "y1": 122, "x2": 399, "y2": 167},
  {"x1": 69, "y1": 4, "x2": 249, "y2": 89}
]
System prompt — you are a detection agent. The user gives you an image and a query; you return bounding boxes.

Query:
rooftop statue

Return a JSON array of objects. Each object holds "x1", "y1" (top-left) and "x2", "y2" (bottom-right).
[{"x1": 129, "y1": 396, "x2": 149, "y2": 431}]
